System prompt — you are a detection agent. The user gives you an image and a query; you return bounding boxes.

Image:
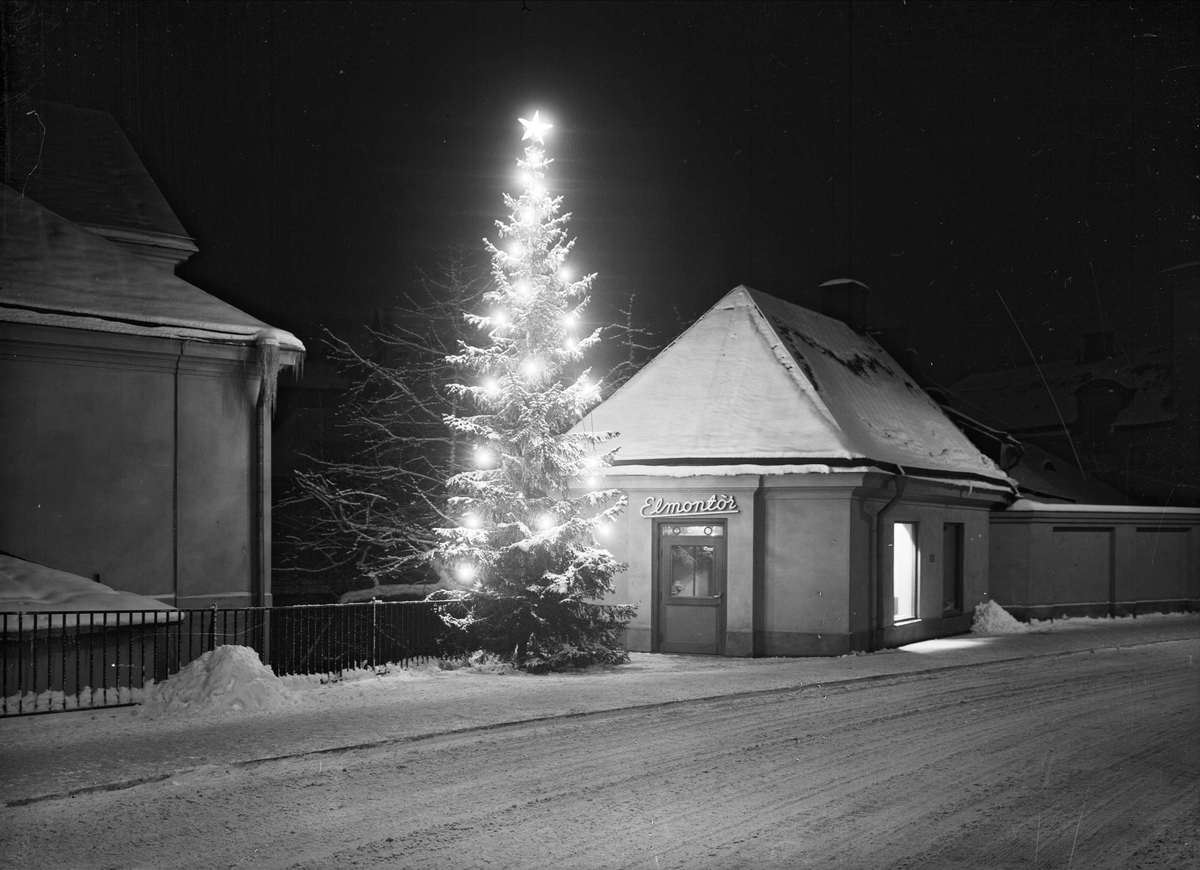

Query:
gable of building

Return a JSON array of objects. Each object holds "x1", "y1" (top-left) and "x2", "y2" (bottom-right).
[{"x1": 4, "y1": 99, "x2": 198, "y2": 269}]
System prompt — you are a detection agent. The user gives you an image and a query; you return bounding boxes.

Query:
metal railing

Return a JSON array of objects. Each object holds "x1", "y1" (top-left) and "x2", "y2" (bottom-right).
[{"x1": 1, "y1": 601, "x2": 448, "y2": 716}]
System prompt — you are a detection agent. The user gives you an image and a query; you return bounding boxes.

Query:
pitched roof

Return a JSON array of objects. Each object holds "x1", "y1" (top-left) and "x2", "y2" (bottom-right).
[
  {"x1": 576, "y1": 285, "x2": 1010, "y2": 486},
  {"x1": 947, "y1": 348, "x2": 1173, "y2": 433},
  {"x1": 0, "y1": 184, "x2": 302, "y2": 354},
  {"x1": 5, "y1": 99, "x2": 198, "y2": 266}
]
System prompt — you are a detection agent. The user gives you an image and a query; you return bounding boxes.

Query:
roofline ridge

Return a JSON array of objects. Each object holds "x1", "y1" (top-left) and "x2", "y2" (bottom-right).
[{"x1": 740, "y1": 287, "x2": 849, "y2": 442}]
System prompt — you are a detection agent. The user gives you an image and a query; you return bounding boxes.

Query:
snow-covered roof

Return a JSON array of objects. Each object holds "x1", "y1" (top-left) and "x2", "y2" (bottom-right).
[
  {"x1": 5, "y1": 99, "x2": 198, "y2": 264},
  {"x1": 1003, "y1": 441, "x2": 1130, "y2": 505},
  {"x1": 0, "y1": 185, "x2": 303, "y2": 355},
  {"x1": 1004, "y1": 499, "x2": 1200, "y2": 515},
  {"x1": 576, "y1": 285, "x2": 1011, "y2": 486},
  {"x1": 0, "y1": 553, "x2": 179, "y2": 631},
  {"x1": 947, "y1": 348, "x2": 1172, "y2": 432}
]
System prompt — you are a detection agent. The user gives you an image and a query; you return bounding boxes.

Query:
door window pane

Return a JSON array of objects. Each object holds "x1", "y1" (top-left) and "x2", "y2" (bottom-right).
[
  {"x1": 893, "y1": 522, "x2": 918, "y2": 621},
  {"x1": 669, "y1": 544, "x2": 714, "y2": 597}
]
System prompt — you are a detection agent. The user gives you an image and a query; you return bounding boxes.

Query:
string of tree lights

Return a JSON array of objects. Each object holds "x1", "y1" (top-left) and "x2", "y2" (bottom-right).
[{"x1": 431, "y1": 113, "x2": 635, "y2": 671}]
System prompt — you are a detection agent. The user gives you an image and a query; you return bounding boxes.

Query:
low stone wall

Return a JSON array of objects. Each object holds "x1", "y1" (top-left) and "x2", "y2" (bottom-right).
[{"x1": 989, "y1": 500, "x2": 1200, "y2": 620}]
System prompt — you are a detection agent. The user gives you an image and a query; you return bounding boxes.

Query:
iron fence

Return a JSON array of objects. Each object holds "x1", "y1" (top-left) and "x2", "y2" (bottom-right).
[{"x1": 1, "y1": 601, "x2": 448, "y2": 716}]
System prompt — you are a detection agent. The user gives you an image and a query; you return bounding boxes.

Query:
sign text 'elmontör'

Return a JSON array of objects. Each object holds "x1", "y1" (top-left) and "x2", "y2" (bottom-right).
[{"x1": 639, "y1": 495, "x2": 740, "y2": 518}]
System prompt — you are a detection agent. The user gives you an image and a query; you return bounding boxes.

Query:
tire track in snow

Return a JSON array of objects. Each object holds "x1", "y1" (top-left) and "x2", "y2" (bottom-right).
[{"x1": 2, "y1": 641, "x2": 1195, "y2": 870}]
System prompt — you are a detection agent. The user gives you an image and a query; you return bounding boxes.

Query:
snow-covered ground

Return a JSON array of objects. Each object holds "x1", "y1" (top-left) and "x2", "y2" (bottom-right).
[
  {"x1": 3, "y1": 603, "x2": 1194, "y2": 716},
  {"x1": 1, "y1": 612, "x2": 1195, "y2": 870}
]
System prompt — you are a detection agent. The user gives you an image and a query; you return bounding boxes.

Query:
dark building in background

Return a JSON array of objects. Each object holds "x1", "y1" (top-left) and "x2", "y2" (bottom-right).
[
  {"x1": 946, "y1": 265, "x2": 1199, "y2": 507},
  {"x1": 1, "y1": 101, "x2": 304, "y2": 606}
]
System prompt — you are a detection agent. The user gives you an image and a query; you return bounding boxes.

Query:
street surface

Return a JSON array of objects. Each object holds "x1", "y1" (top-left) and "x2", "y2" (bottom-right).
[{"x1": 1, "y1": 637, "x2": 1195, "y2": 869}]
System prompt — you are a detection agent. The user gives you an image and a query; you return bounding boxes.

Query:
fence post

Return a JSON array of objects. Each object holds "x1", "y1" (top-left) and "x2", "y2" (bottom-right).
[{"x1": 262, "y1": 607, "x2": 272, "y2": 668}]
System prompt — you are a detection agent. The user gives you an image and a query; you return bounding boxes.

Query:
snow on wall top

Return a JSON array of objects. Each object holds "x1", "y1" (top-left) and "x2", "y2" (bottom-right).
[
  {"x1": 576, "y1": 285, "x2": 1008, "y2": 484},
  {"x1": 5, "y1": 99, "x2": 194, "y2": 245},
  {"x1": 0, "y1": 185, "x2": 303, "y2": 353}
]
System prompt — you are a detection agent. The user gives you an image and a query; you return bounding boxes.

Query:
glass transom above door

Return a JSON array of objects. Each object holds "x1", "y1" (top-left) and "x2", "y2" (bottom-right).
[{"x1": 661, "y1": 524, "x2": 724, "y2": 537}]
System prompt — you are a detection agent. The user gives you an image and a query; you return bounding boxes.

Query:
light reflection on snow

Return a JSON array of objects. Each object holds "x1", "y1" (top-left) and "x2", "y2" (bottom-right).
[{"x1": 899, "y1": 637, "x2": 1002, "y2": 654}]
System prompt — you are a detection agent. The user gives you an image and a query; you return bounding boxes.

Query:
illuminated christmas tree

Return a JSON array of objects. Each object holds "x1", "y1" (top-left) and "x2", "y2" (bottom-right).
[{"x1": 433, "y1": 112, "x2": 634, "y2": 671}]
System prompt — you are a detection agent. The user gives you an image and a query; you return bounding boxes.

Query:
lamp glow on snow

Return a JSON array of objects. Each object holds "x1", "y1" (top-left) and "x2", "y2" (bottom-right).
[
  {"x1": 474, "y1": 446, "x2": 495, "y2": 468},
  {"x1": 456, "y1": 563, "x2": 476, "y2": 583}
]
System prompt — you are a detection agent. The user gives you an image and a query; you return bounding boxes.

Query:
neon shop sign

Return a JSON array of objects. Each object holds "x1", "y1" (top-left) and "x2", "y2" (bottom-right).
[{"x1": 639, "y1": 494, "x2": 740, "y2": 518}]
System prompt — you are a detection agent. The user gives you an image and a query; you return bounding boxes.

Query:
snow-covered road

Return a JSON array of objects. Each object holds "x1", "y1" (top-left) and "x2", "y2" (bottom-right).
[{"x1": 1, "y1": 620, "x2": 1196, "y2": 869}]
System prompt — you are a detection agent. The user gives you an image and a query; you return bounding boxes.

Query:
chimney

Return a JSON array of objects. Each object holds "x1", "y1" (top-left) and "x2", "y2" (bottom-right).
[
  {"x1": 1081, "y1": 330, "x2": 1116, "y2": 363},
  {"x1": 819, "y1": 278, "x2": 869, "y2": 333}
]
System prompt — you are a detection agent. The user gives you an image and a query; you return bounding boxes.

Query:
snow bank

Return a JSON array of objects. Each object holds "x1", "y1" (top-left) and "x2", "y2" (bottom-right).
[
  {"x1": 971, "y1": 600, "x2": 1032, "y2": 635},
  {"x1": 137, "y1": 645, "x2": 295, "y2": 719},
  {"x1": 0, "y1": 553, "x2": 179, "y2": 631}
]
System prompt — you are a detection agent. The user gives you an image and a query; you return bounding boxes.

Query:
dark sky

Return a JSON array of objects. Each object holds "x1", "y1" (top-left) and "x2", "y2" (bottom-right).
[{"x1": 4, "y1": 0, "x2": 1197, "y2": 386}]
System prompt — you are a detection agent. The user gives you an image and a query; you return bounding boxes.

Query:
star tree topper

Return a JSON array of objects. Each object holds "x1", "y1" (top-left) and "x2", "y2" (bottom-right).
[{"x1": 519, "y1": 111, "x2": 553, "y2": 144}]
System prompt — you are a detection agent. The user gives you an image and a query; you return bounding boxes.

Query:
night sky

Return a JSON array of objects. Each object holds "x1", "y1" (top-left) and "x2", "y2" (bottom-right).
[{"x1": 4, "y1": 0, "x2": 1197, "y2": 386}]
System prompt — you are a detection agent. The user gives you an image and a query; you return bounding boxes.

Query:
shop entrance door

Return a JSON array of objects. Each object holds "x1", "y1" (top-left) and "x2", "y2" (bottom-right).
[{"x1": 656, "y1": 522, "x2": 726, "y2": 654}]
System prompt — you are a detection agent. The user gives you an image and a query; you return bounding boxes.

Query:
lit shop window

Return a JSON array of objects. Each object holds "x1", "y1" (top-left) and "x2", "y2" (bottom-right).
[{"x1": 893, "y1": 522, "x2": 919, "y2": 621}]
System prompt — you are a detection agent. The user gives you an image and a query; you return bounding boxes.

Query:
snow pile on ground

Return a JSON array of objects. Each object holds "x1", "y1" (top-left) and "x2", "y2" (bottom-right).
[
  {"x1": 137, "y1": 645, "x2": 295, "y2": 719},
  {"x1": 971, "y1": 600, "x2": 1032, "y2": 635}
]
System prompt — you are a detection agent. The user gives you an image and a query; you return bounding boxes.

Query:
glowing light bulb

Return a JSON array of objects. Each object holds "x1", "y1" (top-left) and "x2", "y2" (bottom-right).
[
  {"x1": 537, "y1": 514, "x2": 554, "y2": 531},
  {"x1": 585, "y1": 455, "x2": 601, "y2": 470},
  {"x1": 586, "y1": 475, "x2": 598, "y2": 487},
  {"x1": 523, "y1": 358, "x2": 542, "y2": 379},
  {"x1": 515, "y1": 280, "x2": 532, "y2": 298},
  {"x1": 563, "y1": 312, "x2": 576, "y2": 327},
  {"x1": 510, "y1": 243, "x2": 523, "y2": 259},
  {"x1": 474, "y1": 447, "x2": 495, "y2": 468},
  {"x1": 463, "y1": 513, "x2": 480, "y2": 529},
  {"x1": 482, "y1": 376, "x2": 499, "y2": 394},
  {"x1": 456, "y1": 564, "x2": 476, "y2": 582},
  {"x1": 521, "y1": 207, "x2": 536, "y2": 224},
  {"x1": 559, "y1": 268, "x2": 570, "y2": 282},
  {"x1": 493, "y1": 310, "x2": 508, "y2": 326},
  {"x1": 564, "y1": 337, "x2": 576, "y2": 350}
]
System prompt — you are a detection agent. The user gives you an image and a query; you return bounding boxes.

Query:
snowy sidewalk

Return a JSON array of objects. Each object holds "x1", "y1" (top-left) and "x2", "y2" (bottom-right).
[{"x1": 2, "y1": 614, "x2": 1197, "y2": 807}]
